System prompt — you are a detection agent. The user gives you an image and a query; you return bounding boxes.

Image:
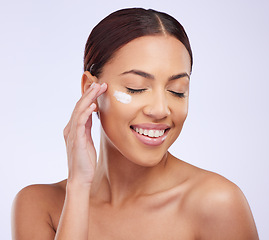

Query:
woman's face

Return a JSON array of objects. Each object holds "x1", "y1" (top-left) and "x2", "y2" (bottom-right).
[{"x1": 97, "y1": 35, "x2": 191, "y2": 166}]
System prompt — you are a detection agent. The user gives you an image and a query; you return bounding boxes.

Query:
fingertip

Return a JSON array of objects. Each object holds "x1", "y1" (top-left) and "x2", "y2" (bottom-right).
[
  {"x1": 90, "y1": 103, "x2": 96, "y2": 109},
  {"x1": 101, "y1": 82, "x2": 108, "y2": 89},
  {"x1": 90, "y1": 82, "x2": 97, "y2": 90},
  {"x1": 95, "y1": 83, "x2": 107, "y2": 97}
]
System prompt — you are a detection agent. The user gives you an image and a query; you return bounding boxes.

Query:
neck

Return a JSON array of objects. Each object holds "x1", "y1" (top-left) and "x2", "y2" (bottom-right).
[{"x1": 90, "y1": 131, "x2": 170, "y2": 206}]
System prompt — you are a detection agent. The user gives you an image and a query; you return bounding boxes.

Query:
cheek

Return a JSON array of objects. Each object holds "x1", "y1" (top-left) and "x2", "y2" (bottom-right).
[
  {"x1": 181, "y1": 101, "x2": 189, "y2": 120},
  {"x1": 98, "y1": 90, "x2": 133, "y2": 111},
  {"x1": 98, "y1": 91, "x2": 137, "y2": 145},
  {"x1": 98, "y1": 89, "x2": 135, "y2": 118},
  {"x1": 97, "y1": 92, "x2": 110, "y2": 113},
  {"x1": 113, "y1": 90, "x2": 132, "y2": 104},
  {"x1": 172, "y1": 99, "x2": 189, "y2": 125}
]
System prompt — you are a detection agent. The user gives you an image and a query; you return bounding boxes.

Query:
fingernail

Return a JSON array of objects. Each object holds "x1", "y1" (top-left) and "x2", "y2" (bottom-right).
[
  {"x1": 90, "y1": 82, "x2": 96, "y2": 89},
  {"x1": 90, "y1": 103, "x2": 96, "y2": 109}
]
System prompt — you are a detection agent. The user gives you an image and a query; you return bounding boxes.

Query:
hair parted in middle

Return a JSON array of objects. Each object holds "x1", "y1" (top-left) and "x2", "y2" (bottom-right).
[{"x1": 84, "y1": 7, "x2": 193, "y2": 78}]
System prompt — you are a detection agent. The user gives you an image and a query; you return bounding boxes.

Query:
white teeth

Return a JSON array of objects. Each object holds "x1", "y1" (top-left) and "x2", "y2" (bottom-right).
[
  {"x1": 134, "y1": 127, "x2": 165, "y2": 138},
  {"x1": 148, "y1": 130, "x2": 154, "y2": 137}
]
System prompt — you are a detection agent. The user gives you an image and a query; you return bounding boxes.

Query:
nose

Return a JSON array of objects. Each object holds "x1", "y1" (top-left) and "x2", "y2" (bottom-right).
[{"x1": 143, "y1": 91, "x2": 171, "y2": 120}]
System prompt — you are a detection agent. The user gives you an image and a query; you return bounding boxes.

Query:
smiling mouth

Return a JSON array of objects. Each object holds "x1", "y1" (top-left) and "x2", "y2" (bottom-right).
[{"x1": 130, "y1": 126, "x2": 170, "y2": 138}]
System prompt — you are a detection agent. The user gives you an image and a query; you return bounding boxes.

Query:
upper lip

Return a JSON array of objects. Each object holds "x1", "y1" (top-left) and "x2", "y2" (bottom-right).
[{"x1": 130, "y1": 123, "x2": 171, "y2": 130}]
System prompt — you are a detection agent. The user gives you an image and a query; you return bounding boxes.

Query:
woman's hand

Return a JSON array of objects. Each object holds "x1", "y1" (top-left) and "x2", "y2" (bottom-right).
[{"x1": 63, "y1": 82, "x2": 107, "y2": 186}]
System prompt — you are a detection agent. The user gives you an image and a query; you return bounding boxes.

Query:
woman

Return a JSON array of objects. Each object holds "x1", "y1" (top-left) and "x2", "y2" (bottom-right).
[{"x1": 12, "y1": 8, "x2": 259, "y2": 239}]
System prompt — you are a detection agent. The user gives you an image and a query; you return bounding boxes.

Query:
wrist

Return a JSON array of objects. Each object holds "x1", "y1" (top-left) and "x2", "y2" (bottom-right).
[{"x1": 66, "y1": 179, "x2": 92, "y2": 193}]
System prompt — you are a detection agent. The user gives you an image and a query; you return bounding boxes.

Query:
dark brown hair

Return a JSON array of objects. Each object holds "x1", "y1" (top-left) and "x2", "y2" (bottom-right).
[{"x1": 84, "y1": 8, "x2": 193, "y2": 77}]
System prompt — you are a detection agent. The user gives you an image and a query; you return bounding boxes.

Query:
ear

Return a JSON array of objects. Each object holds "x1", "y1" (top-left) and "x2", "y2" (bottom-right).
[
  {"x1": 81, "y1": 71, "x2": 100, "y2": 112},
  {"x1": 81, "y1": 71, "x2": 98, "y2": 94}
]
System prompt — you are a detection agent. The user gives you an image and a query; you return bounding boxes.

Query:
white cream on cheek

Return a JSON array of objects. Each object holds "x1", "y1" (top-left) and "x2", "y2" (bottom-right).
[
  {"x1": 113, "y1": 90, "x2": 132, "y2": 104},
  {"x1": 97, "y1": 93, "x2": 110, "y2": 113}
]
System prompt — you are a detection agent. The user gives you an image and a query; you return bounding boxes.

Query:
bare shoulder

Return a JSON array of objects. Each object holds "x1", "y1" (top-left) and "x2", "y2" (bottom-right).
[
  {"x1": 14, "y1": 179, "x2": 67, "y2": 202},
  {"x1": 181, "y1": 164, "x2": 259, "y2": 240},
  {"x1": 12, "y1": 180, "x2": 67, "y2": 240}
]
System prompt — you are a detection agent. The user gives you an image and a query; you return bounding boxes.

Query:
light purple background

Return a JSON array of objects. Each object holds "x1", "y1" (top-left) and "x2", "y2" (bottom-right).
[{"x1": 1, "y1": 0, "x2": 268, "y2": 239}]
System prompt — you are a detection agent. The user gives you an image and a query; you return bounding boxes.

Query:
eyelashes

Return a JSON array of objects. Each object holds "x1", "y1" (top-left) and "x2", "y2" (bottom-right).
[
  {"x1": 168, "y1": 90, "x2": 185, "y2": 98},
  {"x1": 126, "y1": 87, "x2": 147, "y2": 94},
  {"x1": 126, "y1": 87, "x2": 185, "y2": 98}
]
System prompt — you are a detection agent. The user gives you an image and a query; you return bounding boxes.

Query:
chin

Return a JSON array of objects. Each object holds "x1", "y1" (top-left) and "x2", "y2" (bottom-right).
[{"x1": 126, "y1": 151, "x2": 168, "y2": 168}]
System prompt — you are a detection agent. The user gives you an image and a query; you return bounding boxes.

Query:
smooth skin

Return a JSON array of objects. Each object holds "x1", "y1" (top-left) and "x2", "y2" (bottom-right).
[{"x1": 12, "y1": 35, "x2": 259, "y2": 240}]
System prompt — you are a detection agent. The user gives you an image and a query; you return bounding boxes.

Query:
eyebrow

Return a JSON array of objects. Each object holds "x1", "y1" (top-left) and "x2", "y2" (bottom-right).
[{"x1": 120, "y1": 69, "x2": 190, "y2": 81}]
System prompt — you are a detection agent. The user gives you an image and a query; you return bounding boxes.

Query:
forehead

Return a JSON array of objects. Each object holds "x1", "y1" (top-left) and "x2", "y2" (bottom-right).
[{"x1": 103, "y1": 35, "x2": 191, "y2": 76}]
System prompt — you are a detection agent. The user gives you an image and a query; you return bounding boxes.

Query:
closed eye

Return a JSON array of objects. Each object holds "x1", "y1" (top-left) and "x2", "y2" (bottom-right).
[
  {"x1": 126, "y1": 87, "x2": 147, "y2": 94},
  {"x1": 168, "y1": 90, "x2": 185, "y2": 98}
]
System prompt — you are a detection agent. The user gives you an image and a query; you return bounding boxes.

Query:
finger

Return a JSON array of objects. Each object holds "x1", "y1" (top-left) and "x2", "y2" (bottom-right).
[
  {"x1": 94, "y1": 83, "x2": 107, "y2": 100},
  {"x1": 76, "y1": 83, "x2": 106, "y2": 113},
  {"x1": 74, "y1": 103, "x2": 96, "y2": 137},
  {"x1": 78, "y1": 83, "x2": 107, "y2": 138},
  {"x1": 77, "y1": 83, "x2": 101, "y2": 109},
  {"x1": 63, "y1": 124, "x2": 70, "y2": 144},
  {"x1": 83, "y1": 82, "x2": 107, "y2": 100},
  {"x1": 68, "y1": 85, "x2": 99, "y2": 129},
  {"x1": 63, "y1": 118, "x2": 72, "y2": 144},
  {"x1": 66, "y1": 83, "x2": 107, "y2": 143},
  {"x1": 72, "y1": 83, "x2": 107, "y2": 123}
]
